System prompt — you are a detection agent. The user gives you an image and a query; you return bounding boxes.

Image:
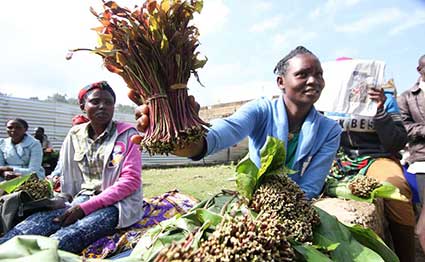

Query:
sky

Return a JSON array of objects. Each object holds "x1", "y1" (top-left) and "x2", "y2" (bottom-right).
[{"x1": 1, "y1": 0, "x2": 424, "y2": 107}]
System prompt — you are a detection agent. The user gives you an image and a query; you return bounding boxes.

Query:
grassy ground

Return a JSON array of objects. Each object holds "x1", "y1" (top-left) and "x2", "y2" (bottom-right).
[{"x1": 142, "y1": 164, "x2": 237, "y2": 200}]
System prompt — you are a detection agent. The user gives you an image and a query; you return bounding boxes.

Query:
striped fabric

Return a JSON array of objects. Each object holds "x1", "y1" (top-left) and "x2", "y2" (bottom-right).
[{"x1": 329, "y1": 150, "x2": 375, "y2": 180}]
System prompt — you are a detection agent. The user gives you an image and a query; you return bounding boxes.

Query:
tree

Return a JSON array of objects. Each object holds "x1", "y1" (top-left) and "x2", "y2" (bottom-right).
[
  {"x1": 47, "y1": 93, "x2": 68, "y2": 103},
  {"x1": 116, "y1": 104, "x2": 136, "y2": 114},
  {"x1": 44, "y1": 92, "x2": 134, "y2": 114},
  {"x1": 67, "y1": 98, "x2": 79, "y2": 105}
]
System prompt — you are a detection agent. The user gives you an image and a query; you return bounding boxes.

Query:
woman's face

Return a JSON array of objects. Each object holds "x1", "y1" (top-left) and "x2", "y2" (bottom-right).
[
  {"x1": 6, "y1": 120, "x2": 27, "y2": 143},
  {"x1": 83, "y1": 89, "x2": 115, "y2": 126},
  {"x1": 277, "y1": 54, "x2": 325, "y2": 106}
]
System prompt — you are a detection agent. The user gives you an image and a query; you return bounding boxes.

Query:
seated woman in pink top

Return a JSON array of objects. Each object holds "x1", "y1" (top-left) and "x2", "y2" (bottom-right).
[{"x1": 0, "y1": 81, "x2": 143, "y2": 254}]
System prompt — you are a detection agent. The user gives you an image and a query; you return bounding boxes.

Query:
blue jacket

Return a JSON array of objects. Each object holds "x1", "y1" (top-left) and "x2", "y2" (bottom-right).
[
  {"x1": 0, "y1": 134, "x2": 44, "y2": 179},
  {"x1": 206, "y1": 96, "x2": 342, "y2": 199}
]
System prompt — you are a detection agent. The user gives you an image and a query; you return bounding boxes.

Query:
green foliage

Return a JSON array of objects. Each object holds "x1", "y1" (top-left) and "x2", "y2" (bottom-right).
[
  {"x1": 235, "y1": 154, "x2": 258, "y2": 199},
  {"x1": 325, "y1": 176, "x2": 408, "y2": 203},
  {"x1": 293, "y1": 244, "x2": 333, "y2": 262},
  {"x1": 235, "y1": 136, "x2": 295, "y2": 199},
  {"x1": 258, "y1": 136, "x2": 287, "y2": 177},
  {"x1": 116, "y1": 104, "x2": 136, "y2": 114},
  {"x1": 345, "y1": 224, "x2": 399, "y2": 262},
  {"x1": 313, "y1": 207, "x2": 398, "y2": 262},
  {"x1": 42, "y1": 92, "x2": 134, "y2": 114},
  {"x1": 0, "y1": 174, "x2": 33, "y2": 193},
  {"x1": 46, "y1": 93, "x2": 68, "y2": 103},
  {"x1": 131, "y1": 206, "x2": 224, "y2": 262},
  {"x1": 135, "y1": 137, "x2": 398, "y2": 262}
]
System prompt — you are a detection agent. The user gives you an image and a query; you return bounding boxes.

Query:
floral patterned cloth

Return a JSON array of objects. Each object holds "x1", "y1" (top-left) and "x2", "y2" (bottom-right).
[
  {"x1": 329, "y1": 150, "x2": 375, "y2": 180},
  {"x1": 81, "y1": 190, "x2": 198, "y2": 259}
]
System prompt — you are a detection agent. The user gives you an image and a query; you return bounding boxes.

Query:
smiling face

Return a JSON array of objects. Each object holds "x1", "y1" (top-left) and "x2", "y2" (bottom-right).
[
  {"x1": 6, "y1": 120, "x2": 27, "y2": 144},
  {"x1": 83, "y1": 89, "x2": 115, "y2": 127},
  {"x1": 277, "y1": 53, "x2": 324, "y2": 107}
]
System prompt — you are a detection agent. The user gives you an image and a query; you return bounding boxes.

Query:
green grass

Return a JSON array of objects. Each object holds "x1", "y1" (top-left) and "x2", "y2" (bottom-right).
[{"x1": 142, "y1": 165, "x2": 237, "y2": 200}]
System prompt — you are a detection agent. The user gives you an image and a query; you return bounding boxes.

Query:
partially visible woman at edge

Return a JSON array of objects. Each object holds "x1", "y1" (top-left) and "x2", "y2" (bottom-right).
[
  {"x1": 134, "y1": 46, "x2": 342, "y2": 200},
  {"x1": 0, "y1": 81, "x2": 143, "y2": 254},
  {"x1": 0, "y1": 118, "x2": 44, "y2": 181}
]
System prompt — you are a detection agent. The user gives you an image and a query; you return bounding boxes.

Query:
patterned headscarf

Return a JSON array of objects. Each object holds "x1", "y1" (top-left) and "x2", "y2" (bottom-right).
[
  {"x1": 78, "y1": 81, "x2": 116, "y2": 105},
  {"x1": 73, "y1": 81, "x2": 116, "y2": 126}
]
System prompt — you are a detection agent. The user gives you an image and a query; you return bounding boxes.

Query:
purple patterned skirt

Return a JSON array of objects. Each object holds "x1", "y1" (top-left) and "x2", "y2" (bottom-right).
[{"x1": 81, "y1": 190, "x2": 198, "y2": 258}]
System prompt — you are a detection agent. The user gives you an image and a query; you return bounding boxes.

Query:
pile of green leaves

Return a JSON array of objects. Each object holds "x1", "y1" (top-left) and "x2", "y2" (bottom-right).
[
  {"x1": 0, "y1": 173, "x2": 52, "y2": 197},
  {"x1": 69, "y1": 0, "x2": 209, "y2": 155},
  {"x1": 325, "y1": 176, "x2": 408, "y2": 203},
  {"x1": 0, "y1": 174, "x2": 33, "y2": 194},
  {"x1": 127, "y1": 137, "x2": 399, "y2": 261}
]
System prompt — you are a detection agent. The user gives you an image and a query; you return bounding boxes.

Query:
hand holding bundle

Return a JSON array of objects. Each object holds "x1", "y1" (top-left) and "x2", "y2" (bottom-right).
[{"x1": 69, "y1": 0, "x2": 209, "y2": 155}]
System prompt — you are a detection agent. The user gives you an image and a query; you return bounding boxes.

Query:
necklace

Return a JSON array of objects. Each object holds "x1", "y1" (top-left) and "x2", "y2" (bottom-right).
[
  {"x1": 288, "y1": 125, "x2": 302, "y2": 141},
  {"x1": 288, "y1": 132, "x2": 295, "y2": 141}
]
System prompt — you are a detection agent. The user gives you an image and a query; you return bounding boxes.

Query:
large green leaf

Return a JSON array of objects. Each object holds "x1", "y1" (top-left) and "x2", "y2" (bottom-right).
[
  {"x1": 192, "y1": 220, "x2": 214, "y2": 248},
  {"x1": 325, "y1": 178, "x2": 366, "y2": 202},
  {"x1": 193, "y1": 191, "x2": 240, "y2": 214},
  {"x1": 344, "y1": 224, "x2": 399, "y2": 262},
  {"x1": 186, "y1": 208, "x2": 222, "y2": 227},
  {"x1": 258, "y1": 136, "x2": 286, "y2": 178},
  {"x1": 326, "y1": 177, "x2": 407, "y2": 203},
  {"x1": 234, "y1": 136, "x2": 292, "y2": 199},
  {"x1": 0, "y1": 236, "x2": 83, "y2": 262},
  {"x1": 314, "y1": 207, "x2": 385, "y2": 262},
  {"x1": 0, "y1": 174, "x2": 33, "y2": 193},
  {"x1": 235, "y1": 154, "x2": 258, "y2": 199},
  {"x1": 131, "y1": 208, "x2": 224, "y2": 261},
  {"x1": 293, "y1": 243, "x2": 333, "y2": 262},
  {"x1": 130, "y1": 215, "x2": 186, "y2": 260},
  {"x1": 372, "y1": 182, "x2": 408, "y2": 202}
]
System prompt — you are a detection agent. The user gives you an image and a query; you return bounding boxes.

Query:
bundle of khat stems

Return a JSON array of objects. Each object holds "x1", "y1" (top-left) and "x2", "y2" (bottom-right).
[{"x1": 69, "y1": 0, "x2": 209, "y2": 155}]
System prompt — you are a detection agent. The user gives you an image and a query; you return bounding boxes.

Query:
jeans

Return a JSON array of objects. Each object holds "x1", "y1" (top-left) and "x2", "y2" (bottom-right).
[{"x1": 0, "y1": 195, "x2": 118, "y2": 254}]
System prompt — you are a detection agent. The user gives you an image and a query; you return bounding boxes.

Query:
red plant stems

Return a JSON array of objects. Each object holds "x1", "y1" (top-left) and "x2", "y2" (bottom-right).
[{"x1": 69, "y1": 0, "x2": 209, "y2": 154}]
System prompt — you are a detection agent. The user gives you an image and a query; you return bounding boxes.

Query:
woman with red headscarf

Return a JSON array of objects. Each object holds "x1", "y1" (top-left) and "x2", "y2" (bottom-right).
[{"x1": 0, "y1": 81, "x2": 143, "y2": 254}]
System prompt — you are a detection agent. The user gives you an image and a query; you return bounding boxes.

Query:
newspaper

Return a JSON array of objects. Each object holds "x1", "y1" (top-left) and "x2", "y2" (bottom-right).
[{"x1": 315, "y1": 59, "x2": 386, "y2": 117}]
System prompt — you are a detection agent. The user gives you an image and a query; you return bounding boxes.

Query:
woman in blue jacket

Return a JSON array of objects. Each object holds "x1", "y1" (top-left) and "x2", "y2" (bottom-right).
[
  {"x1": 0, "y1": 118, "x2": 44, "y2": 181},
  {"x1": 134, "y1": 46, "x2": 342, "y2": 200}
]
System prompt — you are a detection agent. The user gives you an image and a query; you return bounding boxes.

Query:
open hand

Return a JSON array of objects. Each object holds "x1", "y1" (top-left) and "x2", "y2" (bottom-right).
[
  {"x1": 0, "y1": 166, "x2": 13, "y2": 178},
  {"x1": 53, "y1": 204, "x2": 85, "y2": 227},
  {"x1": 4, "y1": 171, "x2": 20, "y2": 180},
  {"x1": 367, "y1": 87, "x2": 386, "y2": 110},
  {"x1": 131, "y1": 96, "x2": 203, "y2": 157},
  {"x1": 133, "y1": 95, "x2": 200, "y2": 134}
]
